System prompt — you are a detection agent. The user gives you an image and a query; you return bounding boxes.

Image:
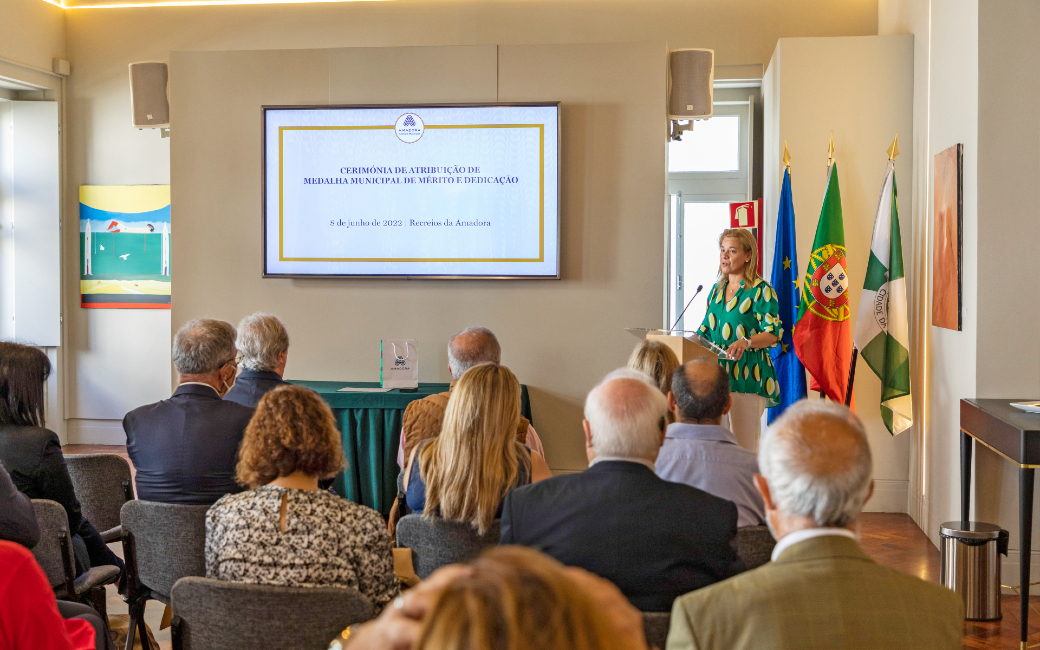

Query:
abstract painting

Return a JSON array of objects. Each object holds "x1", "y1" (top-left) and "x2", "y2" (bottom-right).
[
  {"x1": 932, "y1": 144, "x2": 962, "y2": 330},
  {"x1": 80, "y1": 185, "x2": 171, "y2": 309}
]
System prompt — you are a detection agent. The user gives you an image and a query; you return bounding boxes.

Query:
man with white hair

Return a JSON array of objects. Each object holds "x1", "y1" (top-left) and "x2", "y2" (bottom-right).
[
  {"x1": 500, "y1": 368, "x2": 741, "y2": 612},
  {"x1": 396, "y1": 327, "x2": 544, "y2": 466},
  {"x1": 224, "y1": 312, "x2": 290, "y2": 408},
  {"x1": 667, "y1": 399, "x2": 963, "y2": 650},
  {"x1": 124, "y1": 318, "x2": 254, "y2": 505}
]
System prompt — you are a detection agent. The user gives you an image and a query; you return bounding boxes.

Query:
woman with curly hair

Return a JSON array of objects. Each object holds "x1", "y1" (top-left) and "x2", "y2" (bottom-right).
[{"x1": 205, "y1": 384, "x2": 398, "y2": 610}]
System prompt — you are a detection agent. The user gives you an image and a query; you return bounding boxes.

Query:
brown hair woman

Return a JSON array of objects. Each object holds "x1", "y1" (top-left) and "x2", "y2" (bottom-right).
[{"x1": 205, "y1": 384, "x2": 399, "y2": 611}]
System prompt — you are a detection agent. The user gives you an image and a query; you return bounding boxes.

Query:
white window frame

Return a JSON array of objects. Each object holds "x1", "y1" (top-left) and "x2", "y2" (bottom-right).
[{"x1": 668, "y1": 99, "x2": 754, "y2": 330}]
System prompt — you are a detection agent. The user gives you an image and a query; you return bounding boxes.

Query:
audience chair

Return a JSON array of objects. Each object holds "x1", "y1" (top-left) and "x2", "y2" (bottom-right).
[
  {"x1": 66, "y1": 453, "x2": 135, "y2": 543},
  {"x1": 396, "y1": 514, "x2": 500, "y2": 580},
  {"x1": 30, "y1": 499, "x2": 120, "y2": 620},
  {"x1": 735, "y1": 525, "x2": 776, "y2": 570},
  {"x1": 170, "y1": 576, "x2": 374, "y2": 650},
  {"x1": 642, "y1": 611, "x2": 671, "y2": 650},
  {"x1": 121, "y1": 501, "x2": 209, "y2": 650}
]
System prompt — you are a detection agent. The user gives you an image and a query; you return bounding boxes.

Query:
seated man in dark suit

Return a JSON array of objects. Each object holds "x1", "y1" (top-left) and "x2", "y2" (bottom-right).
[
  {"x1": 123, "y1": 318, "x2": 254, "y2": 505},
  {"x1": 223, "y1": 312, "x2": 289, "y2": 408},
  {"x1": 500, "y1": 369, "x2": 742, "y2": 612}
]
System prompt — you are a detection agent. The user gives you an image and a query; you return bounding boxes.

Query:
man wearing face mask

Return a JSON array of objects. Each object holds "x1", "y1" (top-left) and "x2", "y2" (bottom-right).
[{"x1": 124, "y1": 318, "x2": 255, "y2": 505}]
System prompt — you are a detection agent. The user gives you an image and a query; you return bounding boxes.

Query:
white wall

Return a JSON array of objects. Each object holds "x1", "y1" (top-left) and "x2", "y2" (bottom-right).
[
  {"x1": 60, "y1": 0, "x2": 880, "y2": 448},
  {"x1": 168, "y1": 42, "x2": 667, "y2": 471},
  {"x1": 763, "y1": 36, "x2": 914, "y2": 512},
  {"x1": 880, "y1": 0, "x2": 1040, "y2": 588},
  {"x1": 0, "y1": 0, "x2": 68, "y2": 440},
  {"x1": 0, "y1": 0, "x2": 64, "y2": 73}
]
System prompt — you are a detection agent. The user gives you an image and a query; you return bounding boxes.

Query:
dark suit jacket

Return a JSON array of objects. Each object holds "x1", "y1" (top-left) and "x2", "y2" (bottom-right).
[
  {"x1": 0, "y1": 425, "x2": 83, "y2": 535},
  {"x1": 123, "y1": 384, "x2": 254, "y2": 505},
  {"x1": 500, "y1": 460, "x2": 742, "y2": 612},
  {"x1": 0, "y1": 455, "x2": 40, "y2": 548},
  {"x1": 223, "y1": 369, "x2": 286, "y2": 408}
]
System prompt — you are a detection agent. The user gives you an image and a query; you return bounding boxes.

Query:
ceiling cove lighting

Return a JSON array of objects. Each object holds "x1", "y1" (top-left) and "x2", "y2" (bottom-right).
[{"x1": 48, "y1": 0, "x2": 389, "y2": 9}]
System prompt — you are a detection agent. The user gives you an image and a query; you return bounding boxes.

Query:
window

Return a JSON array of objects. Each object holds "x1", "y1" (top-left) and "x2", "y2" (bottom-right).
[
  {"x1": 668, "y1": 98, "x2": 755, "y2": 331},
  {"x1": 667, "y1": 116, "x2": 740, "y2": 173}
]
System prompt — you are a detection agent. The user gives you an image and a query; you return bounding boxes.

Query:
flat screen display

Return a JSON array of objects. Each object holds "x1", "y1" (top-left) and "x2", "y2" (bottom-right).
[{"x1": 262, "y1": 103, "x2": 560, "y2": 278}]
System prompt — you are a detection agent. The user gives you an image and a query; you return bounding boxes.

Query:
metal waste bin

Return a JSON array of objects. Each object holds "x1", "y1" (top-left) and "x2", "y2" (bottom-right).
[{"x1": 939, "y1": 521, "x2": 1009, "y2": 621}]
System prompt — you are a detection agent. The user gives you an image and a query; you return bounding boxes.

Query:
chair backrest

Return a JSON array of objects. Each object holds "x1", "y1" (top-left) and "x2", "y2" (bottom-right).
[
  {"x1": 642, "y1": 611, "x2": 672, "y2": 650},
  {"x1": 396, "y1": 514, "x2": 500, "y2": 579},
  {"x1": 30, "y1": 499, "x2": 75, "y2": 590},
  {"x1": 736, "y1": 524, "x2": 776, "y2": 570},
  {"x1": 171, "y1": 576, "x2": 373, "y2": 650},
  {"x1": 65, "y1": 453, "x2": 133, "y2": 533},
  {"x1": 121, "y1": 500, "x2": 209, "y2": 600}
]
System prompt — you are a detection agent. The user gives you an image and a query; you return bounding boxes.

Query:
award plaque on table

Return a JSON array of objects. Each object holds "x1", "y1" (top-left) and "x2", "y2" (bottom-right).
[{"x1": 625, "y1": 328, "x2": 727, "y2": 363}]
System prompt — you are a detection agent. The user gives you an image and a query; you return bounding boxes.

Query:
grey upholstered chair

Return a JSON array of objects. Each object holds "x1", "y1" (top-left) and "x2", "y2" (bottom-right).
[
  {"x1": 30, "y1": 499, "x2": 120, "y2": 619},
  {"x1": 65, "y1": 453, "x2": 135, "y2": 543},
  {"x1": 395, "y1": 514, "x2": 500, "y2": 579},
  {"x1": 642, "y1": 611, "x2": 672, "y2": 650},
  {"x1": 170, "y1": 577, "x2": 374, "y2": 650},
  {"x1": 121, "y1": 501, "x2": 209, "y2": 650},
  {"x1": 736, "y1": 524, "x2": 776, "y2": 570}
]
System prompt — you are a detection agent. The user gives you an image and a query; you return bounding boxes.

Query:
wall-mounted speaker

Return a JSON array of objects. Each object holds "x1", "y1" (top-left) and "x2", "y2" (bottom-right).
[
  {"x1": 668, "y1": 49, "x2": 714, "y2": 120},
  {"x1": 129, "y1": 62, "x2": 169, "y2": 129}
]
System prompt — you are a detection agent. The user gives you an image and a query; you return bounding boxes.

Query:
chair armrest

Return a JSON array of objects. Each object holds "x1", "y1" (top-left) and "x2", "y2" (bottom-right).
[
  {"x1": 73, "y1": 564, "x2": 121, "y2": 595},
  {"x1": 100, "y1": 525, "x2": 122, "y2": 543}
]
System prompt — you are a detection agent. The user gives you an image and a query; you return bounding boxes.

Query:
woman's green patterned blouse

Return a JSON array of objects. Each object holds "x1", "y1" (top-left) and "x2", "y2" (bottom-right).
[{"x1": 697, "y1": 276, "x2": 783, "y2": 406}]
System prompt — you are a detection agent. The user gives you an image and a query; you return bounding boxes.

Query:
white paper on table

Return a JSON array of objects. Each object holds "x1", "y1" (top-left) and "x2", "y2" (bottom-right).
[{"x1": 336, "y1": 387, "x2": 394, "y2": 393}]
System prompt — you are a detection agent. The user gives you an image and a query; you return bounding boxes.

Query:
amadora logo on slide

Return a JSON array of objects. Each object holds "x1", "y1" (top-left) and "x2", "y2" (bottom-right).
[{"x1": 395, "y1": 113, "x2": 425, "y2": 143}]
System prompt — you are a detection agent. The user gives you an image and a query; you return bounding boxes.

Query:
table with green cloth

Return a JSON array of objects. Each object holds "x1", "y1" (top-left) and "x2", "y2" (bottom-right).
[{"x1": 290, "y1": 381, "x2": 533, "y2": 517}]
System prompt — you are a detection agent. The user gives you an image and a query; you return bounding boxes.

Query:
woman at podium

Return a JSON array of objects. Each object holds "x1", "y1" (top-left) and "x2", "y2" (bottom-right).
[{"x1": 697, "y1": 229, "x2": 781, "y2": 452}]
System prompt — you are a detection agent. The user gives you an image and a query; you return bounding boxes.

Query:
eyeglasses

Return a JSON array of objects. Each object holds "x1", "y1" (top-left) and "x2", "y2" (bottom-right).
[{"x1": 223, "y1": 353, "x2": 242, "y2": 369}]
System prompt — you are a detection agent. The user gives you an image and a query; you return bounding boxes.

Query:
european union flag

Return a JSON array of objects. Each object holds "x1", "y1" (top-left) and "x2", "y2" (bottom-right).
[{"x1": 767, "y1": 167, "x2": 807, "y2": 422}]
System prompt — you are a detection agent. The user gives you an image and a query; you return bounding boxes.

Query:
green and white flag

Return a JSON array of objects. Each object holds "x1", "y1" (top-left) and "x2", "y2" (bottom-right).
[{"x1": 854, "y1": 161, "x2": 912, "y2": 434}]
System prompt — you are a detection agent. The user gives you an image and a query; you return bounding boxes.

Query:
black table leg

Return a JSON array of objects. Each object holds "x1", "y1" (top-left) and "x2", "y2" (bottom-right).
[
  {"x1": 961, "y1": 431, "x2": 973, "y2": 522},
  {"x1": 1021, "y1": 467, "x2": 1035, "y2": 647}
]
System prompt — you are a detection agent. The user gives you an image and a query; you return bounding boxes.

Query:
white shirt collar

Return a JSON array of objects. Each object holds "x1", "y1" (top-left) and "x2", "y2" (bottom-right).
[
  {"x1": 178, "y1": 382, "x2": 221, "y2": 396},
  {"x1": 588, "y1": 456, "x2": 657, "y2": 472},
  {"x1": 770, "y1": 527, "x2": 857, "y2": 562}
]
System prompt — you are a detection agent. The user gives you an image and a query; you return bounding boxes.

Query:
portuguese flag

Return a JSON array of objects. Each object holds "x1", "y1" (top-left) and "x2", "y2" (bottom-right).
[
  {"x1": 854, "y1": 161, "x2": 912, "y2": 434},
  {"x1": 793, "y1": 163, "x2": 854, "y2": 406}
]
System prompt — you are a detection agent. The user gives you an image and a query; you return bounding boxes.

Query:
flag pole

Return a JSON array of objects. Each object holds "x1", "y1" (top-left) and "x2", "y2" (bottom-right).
[
  {"x1": 844, "y1": 348, "x2": 858, "y2": 406},
  {"x1": 820, "y1": 134, "x2": 834, "y2": 401},
  {"x1": 845, "y1": 135, "x2": 899, "y2": 408}
]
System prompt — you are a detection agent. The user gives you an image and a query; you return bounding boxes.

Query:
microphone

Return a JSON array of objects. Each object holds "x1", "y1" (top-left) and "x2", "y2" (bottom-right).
[{"x1": 670, "y1": 284, "x2": 704, "y2": 330}]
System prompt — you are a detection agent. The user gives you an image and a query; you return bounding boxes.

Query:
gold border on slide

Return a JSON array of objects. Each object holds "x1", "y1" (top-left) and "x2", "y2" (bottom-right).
[{"x1": 278, "y1": 124, "x2": 546, "y2": 263}]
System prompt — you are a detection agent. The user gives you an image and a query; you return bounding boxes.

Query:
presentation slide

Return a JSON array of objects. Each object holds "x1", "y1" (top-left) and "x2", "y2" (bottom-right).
[{"x1": 263, "y1": 104, "x2": 560, "y2": 278}]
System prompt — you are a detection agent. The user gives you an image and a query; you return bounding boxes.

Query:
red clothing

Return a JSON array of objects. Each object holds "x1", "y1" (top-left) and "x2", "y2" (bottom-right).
[{"x1": 0, "y1": 541, "x2": 95, "y2": 650}]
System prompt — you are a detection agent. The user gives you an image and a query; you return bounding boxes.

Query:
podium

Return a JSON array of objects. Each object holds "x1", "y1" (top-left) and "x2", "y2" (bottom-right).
[{"x1": 626, "y1": 328, "x2": 727, "y2": 363}]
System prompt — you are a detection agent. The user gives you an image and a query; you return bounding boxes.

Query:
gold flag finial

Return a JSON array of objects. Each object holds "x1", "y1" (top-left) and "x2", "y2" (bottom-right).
[
  {"x1": 783, "y1": 141, "x2": 791, "y2": 169},
  {"x1": 887, "y1": 133, "x2": 900, "y2": 161},
  {"x1": 827, "y1": 131, "x2": 835, "y2": 167}
]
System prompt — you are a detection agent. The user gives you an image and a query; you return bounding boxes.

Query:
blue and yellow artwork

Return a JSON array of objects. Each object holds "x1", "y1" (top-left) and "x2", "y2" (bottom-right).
[{"x1": 80, "y1": 185, "x2": 171, "y2": 309}]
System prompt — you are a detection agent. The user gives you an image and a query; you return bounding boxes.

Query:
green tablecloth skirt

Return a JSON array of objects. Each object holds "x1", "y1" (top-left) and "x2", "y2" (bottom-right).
[{"x1": 290, "y1": 380, "x2": 532, "y2": 517}]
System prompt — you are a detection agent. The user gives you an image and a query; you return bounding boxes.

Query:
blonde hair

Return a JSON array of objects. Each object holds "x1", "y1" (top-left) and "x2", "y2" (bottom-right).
[
  {"x1": 628, "y1": 340, "x2": 680, "y2": 396},
  {"x1": 418, "y1": 365, "x2": 530, "y2": 534},
  {"x1": 627, "y1": 340, "x2": 679, "y2": 424},
  {"x1": 716, "y1": 228, "x2": 759, "y2": 289},
  {"x1": 417, "y1": 546, "x2": 632, "y2": 650}
]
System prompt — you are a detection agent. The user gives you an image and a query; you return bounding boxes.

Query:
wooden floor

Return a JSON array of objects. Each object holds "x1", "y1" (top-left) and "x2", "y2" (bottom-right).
[{"x1": 64, "y1": 445, "x2": 1040, "y2": 649}]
